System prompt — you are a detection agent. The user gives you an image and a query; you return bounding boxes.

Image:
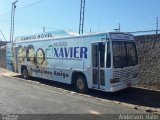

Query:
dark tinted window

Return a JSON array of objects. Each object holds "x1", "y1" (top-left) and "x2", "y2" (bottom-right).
[
  {"x1": 106, "y1": 42, "x2": 111, "y2": 68},
  {"x1": 92, "y1": 45, "x2": 98, "y2": 67},
  {"x1": 112, "y1": 42, "x2": 127, "y2": 68},
  {"x1": 112, "y1": 41, "x2": 138, "y2": 68},
  {"x1": 126, "y1": 42, "x2": 138, "y2": 66},
  {"x1": 99, "y1": 43, "x2": 105, "y2": 68}
]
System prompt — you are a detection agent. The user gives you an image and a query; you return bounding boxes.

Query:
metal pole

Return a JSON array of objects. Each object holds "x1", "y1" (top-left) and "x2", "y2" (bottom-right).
[
  {"x1": 10, "y1": 0, "x2": 18, "y2": 43},
  {"x1": 10, "y1": 4, "x2": 13, "y2": 42},
  {"x1": 79, "y1": 0, "x2": 85, "y2": 34},
  {"x1": 12, "y1": 5, "x2": 15, "y2": 42},
  {"x1": 79, "y1": 0, "x2": 82, "y2": 34},
  {"x1": 82, "y1": 0, "x2": 85, "y2": 34}
]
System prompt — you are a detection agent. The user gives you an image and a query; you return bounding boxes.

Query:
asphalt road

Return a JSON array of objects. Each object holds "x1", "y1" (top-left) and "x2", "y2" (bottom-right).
[{"x1": 0, "y1": 74, "x2": 146, "y2": 115}]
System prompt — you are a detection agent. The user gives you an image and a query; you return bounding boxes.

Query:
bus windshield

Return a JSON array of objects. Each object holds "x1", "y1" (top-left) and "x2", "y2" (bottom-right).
[{"x1": 112, "y1": 41, "x2": 138, "y2": 68}]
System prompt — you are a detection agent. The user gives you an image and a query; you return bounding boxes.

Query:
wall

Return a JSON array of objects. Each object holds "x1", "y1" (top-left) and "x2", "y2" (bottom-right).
[
  {"x1": 0, "y1": 41, "x2": 7, "y2": 68},
  {"x1": 135, "y1": 34, "x2": 160, "y2": 90}
]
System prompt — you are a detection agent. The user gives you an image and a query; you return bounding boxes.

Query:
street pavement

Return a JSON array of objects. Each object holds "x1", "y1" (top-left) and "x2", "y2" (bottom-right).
[{"x1": 0, "y1": 69, "x2": 146, "y2": 115}]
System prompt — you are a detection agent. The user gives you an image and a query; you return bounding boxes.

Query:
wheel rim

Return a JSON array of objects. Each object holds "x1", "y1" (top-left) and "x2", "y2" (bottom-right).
[
  {"x1": 77, "y1": 78, "x2": 84, "y2": 90},
  {"x1": 23, "y1": 69, "x2": 27, "y2": 79}
]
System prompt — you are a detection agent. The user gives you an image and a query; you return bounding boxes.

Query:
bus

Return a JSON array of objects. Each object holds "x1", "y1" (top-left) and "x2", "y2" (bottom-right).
[{"x1": 6, "y1": 30, "x2": 139, "y2": 93}]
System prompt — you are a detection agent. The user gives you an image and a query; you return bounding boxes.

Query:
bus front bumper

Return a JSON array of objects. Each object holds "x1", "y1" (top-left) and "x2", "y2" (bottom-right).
[{"x1": 110, "y1": 78, "x2": 139, "y2": 92}]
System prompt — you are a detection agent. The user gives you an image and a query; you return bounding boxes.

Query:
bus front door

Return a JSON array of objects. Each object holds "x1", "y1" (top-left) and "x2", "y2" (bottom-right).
[{"x1": 92, "y1": 42, "x2": 106, "y2": 90}]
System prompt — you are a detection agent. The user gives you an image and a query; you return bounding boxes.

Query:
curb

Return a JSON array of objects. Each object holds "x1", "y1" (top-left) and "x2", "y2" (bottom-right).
[
  {"x1": 73, "y1": 93, "x2": 160, "y2": 114},
  {"x1": 134, "y1": 86, "x2": 160, "y2": 92},
  {"x1": 0, "y1": 68, "x2": 160, "y2": 114}
]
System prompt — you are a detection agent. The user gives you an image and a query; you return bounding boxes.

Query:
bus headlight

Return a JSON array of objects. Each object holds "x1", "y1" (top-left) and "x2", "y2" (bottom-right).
[{"x1": 110, "y1": 78, "x2": 120, "y2": 83}]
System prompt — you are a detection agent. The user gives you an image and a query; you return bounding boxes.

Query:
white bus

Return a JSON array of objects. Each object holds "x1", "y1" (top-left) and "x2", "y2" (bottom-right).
[{"x1": 6, "y1": 30, "x2": 139, "y2": 93}]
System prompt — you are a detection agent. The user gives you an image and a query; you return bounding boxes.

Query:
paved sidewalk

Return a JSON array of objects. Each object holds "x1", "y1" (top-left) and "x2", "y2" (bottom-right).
[{"x1": 0, "y1": 68, "x2": 20, "y2": 77}]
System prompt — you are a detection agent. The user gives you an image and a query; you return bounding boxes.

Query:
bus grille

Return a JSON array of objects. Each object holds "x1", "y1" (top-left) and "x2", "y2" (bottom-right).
[{"x1": 113, "y1": 66, "x2": 138, "y2": 82}]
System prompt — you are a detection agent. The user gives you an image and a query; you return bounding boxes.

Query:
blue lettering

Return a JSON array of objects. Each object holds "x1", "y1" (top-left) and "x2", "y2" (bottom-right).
[
  {"x1": 70, "y1": 47, "x2": 73, "y2": 58},
  {"x1": 54, "y1": 48, "x2": 59, "y2": 57},
  {"x1": 52, "y1": 47, "x2": 88, "y2": 59},
  {"x1": 80, "y1": 47, "x2": 88, "y2": 58},
  {"x1": 74, "y1": 47, "x2": 79, "y2": 58},
  {"x1": 59, "y1": 48, "x2": 64, "y2": 58},
  {"x1": 64, "y1": 47, "x2": 70, "y2": 58}
]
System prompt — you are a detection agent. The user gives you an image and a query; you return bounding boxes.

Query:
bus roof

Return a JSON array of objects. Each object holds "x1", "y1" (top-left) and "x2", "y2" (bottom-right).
[{"x1": 14, "y1": 30, "x2": 134, "y2": 43}]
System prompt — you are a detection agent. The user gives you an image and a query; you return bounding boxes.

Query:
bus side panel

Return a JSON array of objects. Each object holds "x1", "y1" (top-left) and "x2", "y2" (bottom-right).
[
  {"x1": 15, "y1": 34, "x2": 106, "y2": 86},
  {"x1": 6, "y1": 43, "x2": 16, "y2": 72}
]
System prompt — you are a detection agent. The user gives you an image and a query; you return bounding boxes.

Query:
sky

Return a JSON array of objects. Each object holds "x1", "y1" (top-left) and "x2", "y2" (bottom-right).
[{"x1": 0, "y1": 0, "x2": 160, "y2": 41}]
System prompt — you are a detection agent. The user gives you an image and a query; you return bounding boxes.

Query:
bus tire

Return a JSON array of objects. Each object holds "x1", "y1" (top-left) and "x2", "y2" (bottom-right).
[
  {"x1": 74, "y1": 75, "x2": 88, "y2": 93},
  {"x1": 22, "y1": 67, "x2": 28, "y2": 80}
]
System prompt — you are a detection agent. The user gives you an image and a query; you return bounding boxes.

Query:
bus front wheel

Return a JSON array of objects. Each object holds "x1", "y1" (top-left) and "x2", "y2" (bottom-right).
[{"x1": 74, "y1": 75, "x2": 88, "y2": 93}]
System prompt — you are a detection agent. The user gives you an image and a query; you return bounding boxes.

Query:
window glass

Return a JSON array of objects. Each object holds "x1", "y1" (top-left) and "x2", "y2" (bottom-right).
[
  {"x1": 99, "y1": 43, "x2": 105, "y2": 68},
  {"x1": 126, "y1": 42, "x2": 138, "y2": 66},
  {"x1": 113, "y1": 42, "x2": 127, "y2": 68},
  {"x1": 106, "y1": 42, "x2": 111, "y2": 68},
  {"x1": 92, "y1": 45, "x2": 98, "y2": 67},
  {"x1": 112, "y1": 41, "x2": 138, "y2": 68}
]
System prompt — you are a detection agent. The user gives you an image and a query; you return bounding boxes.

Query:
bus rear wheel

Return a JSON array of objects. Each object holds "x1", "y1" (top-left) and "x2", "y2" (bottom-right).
[
  {"x1": 74, "y1": 75, "x2": 88, "y2": 93},
  {"x1": 22, "y1": 67, "x2": 28, "y2": 79}
]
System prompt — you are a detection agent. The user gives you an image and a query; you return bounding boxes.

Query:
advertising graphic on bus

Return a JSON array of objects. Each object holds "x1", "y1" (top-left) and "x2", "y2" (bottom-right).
[{"x1": 6, "y1": 31, "x2": 139, "y2": 93}]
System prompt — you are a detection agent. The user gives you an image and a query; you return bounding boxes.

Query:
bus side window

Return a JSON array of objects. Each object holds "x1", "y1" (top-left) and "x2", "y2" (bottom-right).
[
  {"x1": 106, "y1": 42, "x2": 111, "y2": 68},
  {"x1": 99, "y1": 43, "x2": 105, "y2": 68}
]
